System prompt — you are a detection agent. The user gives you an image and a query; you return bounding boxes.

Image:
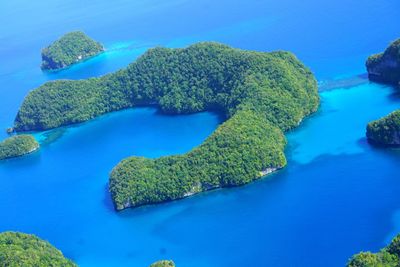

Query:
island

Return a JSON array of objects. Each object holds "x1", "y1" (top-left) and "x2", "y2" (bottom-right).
[
  {"x1": 0, "y1": 134, "x2": 39, "y2": 160},
  {"x1": 0, "y1": 231, "x2": 76, "y2": 266},
  {"x1": 14, "y1": 42, "x2": 320, "y2": 210},
  {"x1": 365, "y1": 38, "x2": 400, "y2": 146},
  {"x1": 366, "y1": 38, "x2": 400, "y2": 84},
  {"x1": 347, "y1": 234, "x2": 400, "y2": 267},
  {"x1": 150, "y1": 260, "x2": 175, "y2": 267},
  {"x1": 367, "y1": 110, "x2": 400, "y2": 146},
  {"x1": 41, "y1": 31, "x2": 104, "y2": 70}
]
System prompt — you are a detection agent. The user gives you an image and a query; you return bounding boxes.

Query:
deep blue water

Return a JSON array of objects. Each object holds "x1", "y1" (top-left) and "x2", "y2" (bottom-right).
[{"x1": 1, "y1": 0, "x2": 400, "y2": 266}]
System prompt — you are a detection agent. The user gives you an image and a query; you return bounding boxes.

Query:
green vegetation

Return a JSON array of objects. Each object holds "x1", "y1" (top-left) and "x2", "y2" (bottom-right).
[
  {"x1": 0, "y1": 231, "x2": 76, "y2": 266},
  {"x1": 41, "y1": 31, "x2": 104, "y2": 70},
  {"x1": 365, "y1": 39, "x2": 400, "y2": 146},
  {"x1": 366, "y1": 110, "x2": 400, "y2": 146},
  {"x1": 366, "y1": 39, "x2": 400, "y2": 84},
  {"x1": 347, "y1": 235, "x2": 400, "y2": 267},
  {"x1": 0, "y1": 134, "x2": 39, "y2": 160},
  {"x1": 150, "y1": 260, "x2": 175, "y2": 267},
  {"x1": 15, "y1": 42, "x2": 319, "y2": 209}
]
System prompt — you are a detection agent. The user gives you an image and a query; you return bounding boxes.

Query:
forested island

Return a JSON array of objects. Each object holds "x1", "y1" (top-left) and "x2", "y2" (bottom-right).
[
  {"x1": 367, "y1": 110, "x2": 400, "y2": 146},
  {"x1": 0, "y1": 232, "x2": 76, "y2": 266},
  {"x1": 14, "y1": 42, "x2": 319, "y2": 210},
  {"x1": 347, "y1": 234, "x2": 400, "y2": 267},
  {"x1": 0, "y1": 134, "x2": 39, "y2": 160},
  {"x1": 366, "y1": 38, "x2": 400, "y2": 84},
  {"x1": 366, "y1": 39, "x2": 400, "y2": 146},
  {"x1": 150, "y1": 260, "x2": 175, "y2": 267},
  {"x1": 41, "y1": 31, "x2": 104, "y2": 70},
  {"x1": 0, "y1": 231, "x2": 173, "y2": 266}
]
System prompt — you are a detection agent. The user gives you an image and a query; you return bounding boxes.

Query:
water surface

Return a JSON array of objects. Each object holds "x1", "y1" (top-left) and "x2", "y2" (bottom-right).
[{"x1": 1, "y1": 0, "x2": 400, "y2": 266}]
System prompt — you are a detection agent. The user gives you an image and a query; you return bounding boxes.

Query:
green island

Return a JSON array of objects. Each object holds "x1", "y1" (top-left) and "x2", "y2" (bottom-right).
[
  {"x1": 0, "y1": 230, "x2": 173, "y2": 267},
  {"x1": 150, "y1": 260, "x2": 175, "y2": 267},
  {"x1": 367, "y1": 110, "x2": 400, "y2": 146},
  {"x1": 366, "y1": 39, "x2": 400, "y2": 146},
  {"x1": 366, "y1": 38, "x2": 400, "y2": 84},
  {"x1": 347, "y1": 234, "x2": 400, "y2": 267},
  {"x1": 0, "y1": 231, "x2": 76, "y2": 266},
  {"x1": 0, "y1": 134, "x2": 39, "y2": 160},
  {"x1": 14, "y1": 42, "x2": 319, "y2": 210},
  {"x1": 41, "y1": 31, "x2": 104, "y2": 70}
]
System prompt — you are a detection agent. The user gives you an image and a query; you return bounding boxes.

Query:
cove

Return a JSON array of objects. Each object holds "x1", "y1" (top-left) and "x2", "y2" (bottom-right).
[{"x1": 0, "y1": 108, "x2": 221, "y2": 266}]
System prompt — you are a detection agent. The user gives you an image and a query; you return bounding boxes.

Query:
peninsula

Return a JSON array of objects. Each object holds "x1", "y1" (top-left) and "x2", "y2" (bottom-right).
[
  {"x1": 0, "y1": 134, "x2": 39, "y2": 160},
  {"x1": 14, "y1": 42, "x2": 319, "y2": 210},
  {"x1": 366, "y1": 39, "x2": 400, "y2": 146},
  {"x1": 41, "y1": 31, "x2": 104, "y2": 70},
  {"x1": 0, "y1": 232, "x2": 76, "y2": 266}
]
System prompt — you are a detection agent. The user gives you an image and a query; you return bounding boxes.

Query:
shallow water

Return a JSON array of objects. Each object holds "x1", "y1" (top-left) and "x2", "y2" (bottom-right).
[{"x1": 1, "y1": 0, "x2": 400, "y2": 266}]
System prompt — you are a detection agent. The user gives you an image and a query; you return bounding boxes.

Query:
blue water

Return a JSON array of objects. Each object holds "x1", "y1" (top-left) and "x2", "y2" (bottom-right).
[{"x1": 1, "y1": 0, "x2": 400, "y2": 266}]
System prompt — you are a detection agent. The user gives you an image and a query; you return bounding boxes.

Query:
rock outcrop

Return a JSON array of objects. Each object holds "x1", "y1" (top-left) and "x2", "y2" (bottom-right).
[{"x1": 366, "y1": 39, "x2": 400, "y2": 84}]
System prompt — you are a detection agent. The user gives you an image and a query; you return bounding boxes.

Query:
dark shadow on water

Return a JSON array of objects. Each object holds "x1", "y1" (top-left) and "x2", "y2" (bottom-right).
[
  {"x1": 388, "y1": 89, "x2": 400, "y2": 101},
  {"x1": 366, "y1": 138, "x2": 400, "y2": 149},
  {"x1": 357, "y1": 137, "x2": 371, "y2": 149},
  {"x1": 103, "y1": 183, "x2": 117, "y2": 213},
  {"x1": 0, "y1": 148, "x2": 41, "y2": 168}
]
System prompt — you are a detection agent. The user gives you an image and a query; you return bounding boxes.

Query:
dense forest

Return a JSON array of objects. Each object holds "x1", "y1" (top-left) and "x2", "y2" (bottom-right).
[
  {"x1": 15, "y1": 42, "x2": 319, "y2": 210},
  {"x1": 366, "y1": 39, "x2": 400, "y2": 146},
  {"x1": 41, "y1": 31, "x2": 104, "y2": 70},
  {"x1": 0, "y1": 134, "x2": 39, "y2": 160},
  {"x1": 0, "y1": 230, "x2": 173, "y2": 267},
  {"x1": 347, "y1": 234, "x2": 400, "y2": 267},
  {"x1": 367, "y1": 110, "x2": 400, "y2": 146},
  {"x1": 0, "y1": 232, "x2": 76, "y2": 266}
]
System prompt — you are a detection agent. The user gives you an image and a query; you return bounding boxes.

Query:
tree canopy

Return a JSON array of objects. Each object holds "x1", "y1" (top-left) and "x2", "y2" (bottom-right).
[
  {"x1": 0, "y1": 232, "x2": 76, "y2": 267},
  {"x1": 0, "y1": 134, "x2": 39, "y2": 160},
  {"x1": 150, "y1": 260, "x2": 175, "y2": 267},
  {"x1": 41, "y1": 31, "x2": 104, "y2": 70},
  {"x1": 347, "y1": 234, "x2": 400, "y2": 267},
  {"x1": 15, "y1": 42, "x2": 319, "y2": 210},
  {"x1": 367, "y1": 110, "x2": 400, "y2": 146}
]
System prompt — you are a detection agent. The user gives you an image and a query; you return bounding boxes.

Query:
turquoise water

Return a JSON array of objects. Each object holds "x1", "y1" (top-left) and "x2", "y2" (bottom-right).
[{"x1": 1, "y1": 0, "x2": 400, "y2": 266}]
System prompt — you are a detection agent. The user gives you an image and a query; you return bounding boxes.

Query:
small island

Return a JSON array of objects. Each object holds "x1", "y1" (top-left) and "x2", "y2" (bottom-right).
[
  {"x1": 367, "y1": 110, "x2": 400, "y2": 146},
  {"x1": 0, "y1": 134, "x2": 39, "y2": 160},
  {"x1": 41, "y1": 31, "x2": 104, "y2": 70},
  {"x1": 15, "y1": 42, "x2": 319, "y2": 210},
  {"x1": 347, "y1": 234, "x2": 400, "y2": 267},
  {"x1": 0, "y1": 231, "x2": 76, "y2": 266},
  {"x1": 366, "y1": 38, "x2": 400, "y2": 84},
  {"x1": 150, "y1": 260, "x2": 175, "y2": 267}
]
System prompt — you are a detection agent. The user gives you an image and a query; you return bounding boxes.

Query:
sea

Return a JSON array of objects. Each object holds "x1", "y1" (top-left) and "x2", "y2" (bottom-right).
[{"x1": 0, "y1": 0, "x2": 399, "y2": 266}]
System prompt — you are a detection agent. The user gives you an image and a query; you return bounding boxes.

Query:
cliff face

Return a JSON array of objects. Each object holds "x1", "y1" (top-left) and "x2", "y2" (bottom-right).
[
  {"x1": 366, "y1": 39, "x2": 400, "y2": 84},
  {"x1": 366, "y1": 110, "x2": 400, "y2": 146}
]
